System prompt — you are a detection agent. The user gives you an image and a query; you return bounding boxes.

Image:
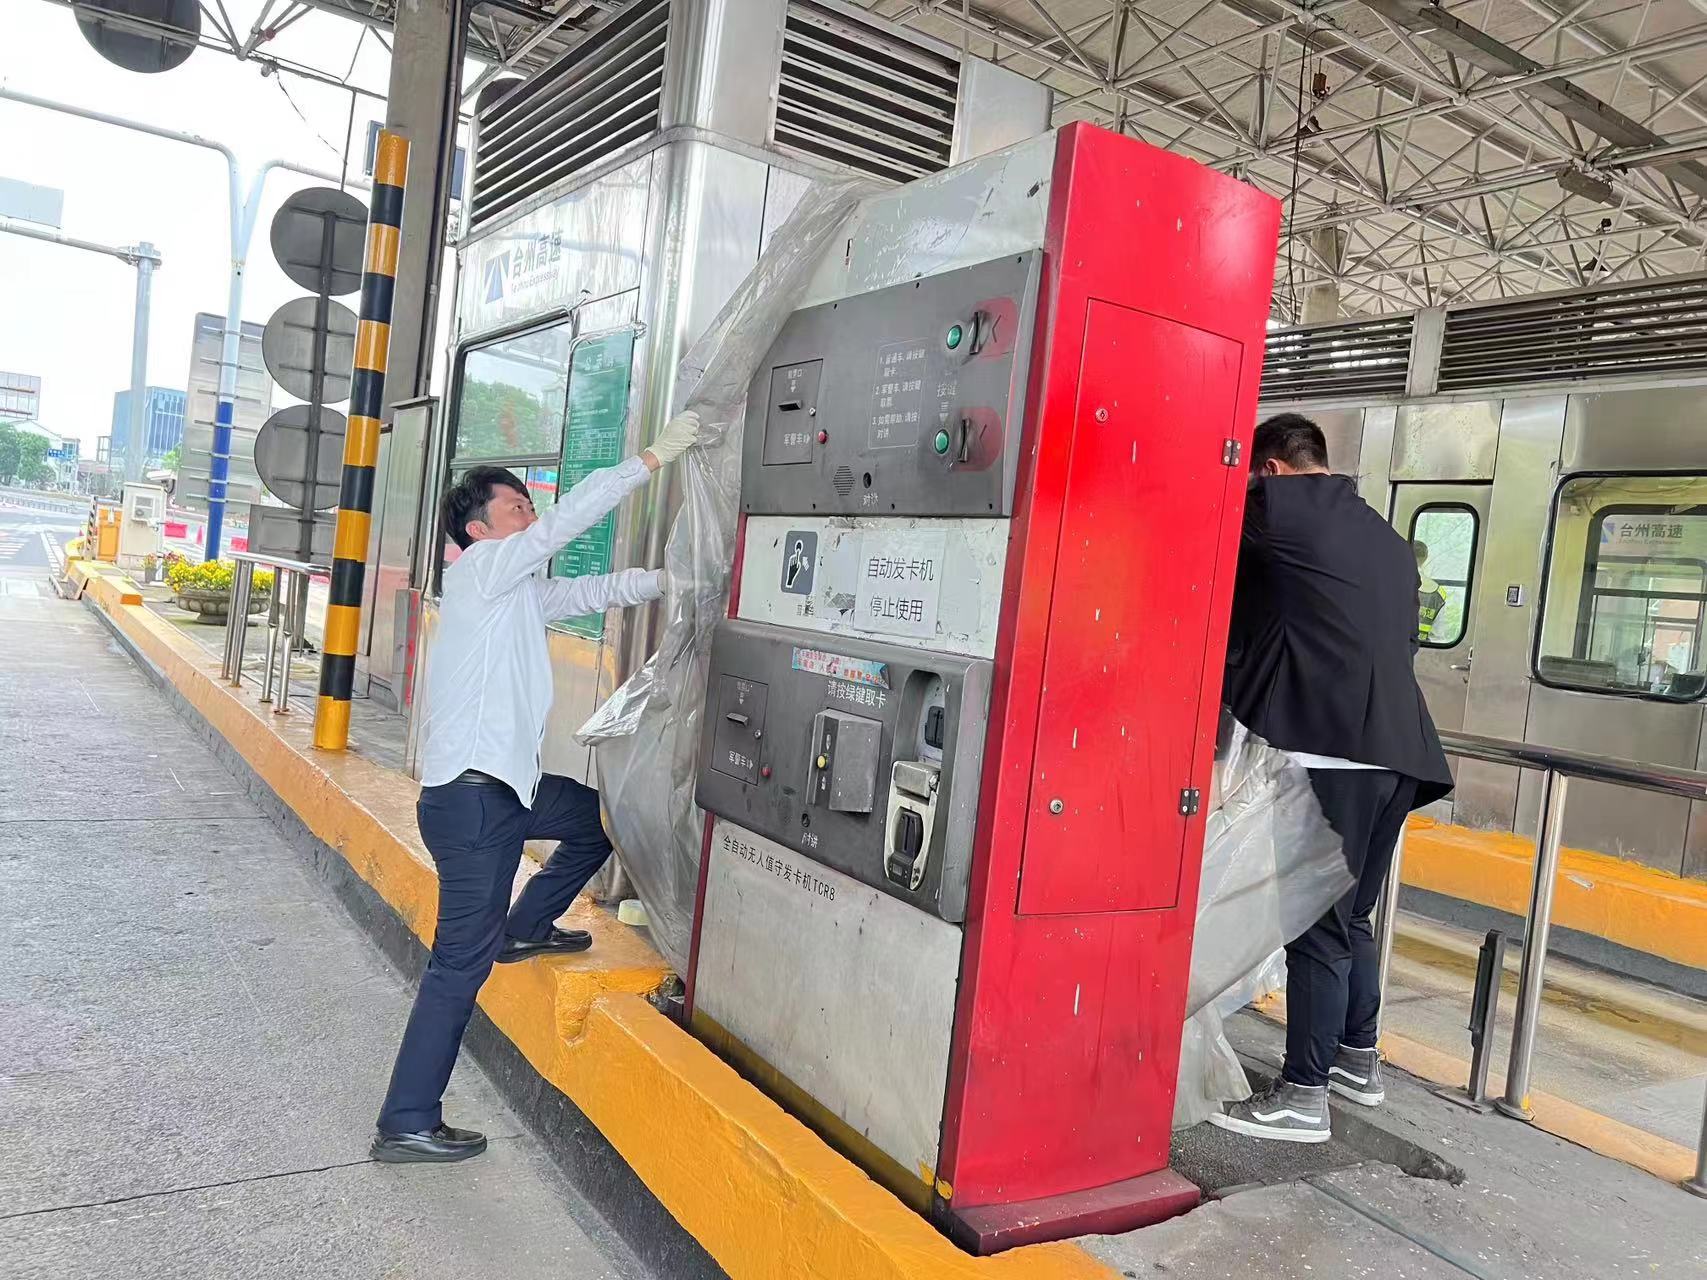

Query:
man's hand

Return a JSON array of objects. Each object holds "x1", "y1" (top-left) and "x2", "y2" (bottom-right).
[{"x1": 642, "y1": 411, "x2": 701, "y2": 472}]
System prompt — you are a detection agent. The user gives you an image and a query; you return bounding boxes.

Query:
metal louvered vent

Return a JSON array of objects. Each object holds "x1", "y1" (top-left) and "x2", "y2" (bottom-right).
[
  {"x1": 468, "y1": 0, "x2": 668, "y2": 232},
  {"x1": 1260, "y1": 314, "x2": 1414, "y2": 403},
  {"x1": 1437, "y1": 275, "x2": 1707, "y2": 391},
  {"x1": 774, "y1": 1, "x2": 959, "y2": 186}
]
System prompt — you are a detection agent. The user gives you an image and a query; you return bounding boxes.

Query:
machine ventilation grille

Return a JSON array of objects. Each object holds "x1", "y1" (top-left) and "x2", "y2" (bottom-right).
[
  {"x1": 1259, "y1": 314, "x2": 1414, "y2": 403},
  {"x1": 773, "y1": 0, "x2": 959, "y2": 186},
  {"x1": 468, "y1": 0, "x2": 669, "y2": 232},
  {"x1": 1437, "y1": 276, "x2": 1707, "y2": 390},
  {"x1": 833, "y1": 465, "x2": 856, "y2": 497}
]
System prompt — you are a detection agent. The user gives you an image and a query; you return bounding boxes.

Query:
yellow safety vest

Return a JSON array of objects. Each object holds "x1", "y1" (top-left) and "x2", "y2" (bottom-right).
[{"x1": 1418, "y1": 575, "x2": 1447, "y2": 640}]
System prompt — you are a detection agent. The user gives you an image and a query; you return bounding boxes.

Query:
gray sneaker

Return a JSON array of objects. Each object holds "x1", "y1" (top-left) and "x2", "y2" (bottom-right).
[
  {"x1": 1208, "y1": 1079, "x2": 1331, "y2": 1144},
  {"x1": 1328, "y1": 1043, "x2": 1385, "y2": 1106}
]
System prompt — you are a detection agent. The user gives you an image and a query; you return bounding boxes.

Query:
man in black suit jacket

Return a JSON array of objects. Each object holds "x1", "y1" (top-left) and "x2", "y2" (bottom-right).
[{"x1": 1209, "y1": 413, "x2": 1454, "y2": 1145}]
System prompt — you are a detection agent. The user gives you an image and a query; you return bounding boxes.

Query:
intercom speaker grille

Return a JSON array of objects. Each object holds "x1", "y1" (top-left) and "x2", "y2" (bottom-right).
[{"x1": 833, "y1": 465, "x2": 856, "y2": 496}]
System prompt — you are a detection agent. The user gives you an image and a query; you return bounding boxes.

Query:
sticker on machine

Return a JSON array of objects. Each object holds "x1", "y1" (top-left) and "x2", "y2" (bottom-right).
[
  {"x1": 854, "y1": 529, "x2": 947, "y2": 640},
  {"x1": 791, "y1": 647, "x2": 890, "y2": 689}
]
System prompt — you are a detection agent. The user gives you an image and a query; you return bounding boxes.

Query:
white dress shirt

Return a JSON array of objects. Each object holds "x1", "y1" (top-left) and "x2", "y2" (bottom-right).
[
  {"x1": 418, "y1": 456, "x2": 663, "y2": 807},
  {"x1": 1285, "y1": 752, "x2": 1382, "y2": 772}
]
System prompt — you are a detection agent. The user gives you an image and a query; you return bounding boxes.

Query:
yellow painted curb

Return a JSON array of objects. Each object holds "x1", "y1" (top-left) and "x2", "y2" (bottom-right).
[
  {"x1": 1403, "y1": 817, "x2": 1707, "y2": 971},
  {"x1": 73, "y1": 561, "x2": 141, "y2": 605},
  {"x1": 77, "y1": 582, "x2": 1120, "y2": 1280}
]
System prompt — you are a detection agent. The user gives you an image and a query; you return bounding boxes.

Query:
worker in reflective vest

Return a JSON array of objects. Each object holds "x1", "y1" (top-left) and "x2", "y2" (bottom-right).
[{"x1": 1415, "y1": 541, "x2": 1447, "y2": 643}]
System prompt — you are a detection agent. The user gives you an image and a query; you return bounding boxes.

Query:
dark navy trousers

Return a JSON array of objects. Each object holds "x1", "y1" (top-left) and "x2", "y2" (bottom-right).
[
  {"x1": 377, "y1": 773, "x2": 612, "y2": 1134},
  {"x1": 1282, "y1": 768, "x2": 1418, "y2": 1088}
]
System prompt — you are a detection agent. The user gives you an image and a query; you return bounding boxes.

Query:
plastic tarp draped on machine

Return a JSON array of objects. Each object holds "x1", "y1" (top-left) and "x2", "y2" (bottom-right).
[
  {"x1": 577, "y1": 177, "x2": 874, "y2": 974},
  {"x1": 1175, "y1": 714, "x2": 1351, "y2": 1126},
  {"x1": 578, "y1": 176, "x2": 1350, "y2": 1122}
]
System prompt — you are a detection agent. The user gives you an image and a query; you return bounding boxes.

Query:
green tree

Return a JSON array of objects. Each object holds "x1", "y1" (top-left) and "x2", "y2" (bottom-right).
[
  {"x1": 15, "y1": 433, "x2": 50, "y2": 488},
  {"x1": 0, "y1": 422, "x2": 19, "y2": 485},
  {"x1": 160, "y1": 445, "x2": 181, "y2": 474},
  {"x1": 455, "y1": 375, "x2": 565, "y2": 460}
]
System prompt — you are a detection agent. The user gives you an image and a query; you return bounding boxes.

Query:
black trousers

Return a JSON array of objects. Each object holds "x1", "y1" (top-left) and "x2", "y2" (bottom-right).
[
  {"x1": 377, "y1": 773, "x2": 613, "y2": 1134},
  {"x1": 1282, "y1": 768, "x2": 1418, "y2": 1088}
]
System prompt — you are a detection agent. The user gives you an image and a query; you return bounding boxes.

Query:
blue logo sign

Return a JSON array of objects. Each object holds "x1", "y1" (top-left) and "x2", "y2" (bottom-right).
[{"x1": 483, "y1": 256, "x2": 509, "y2": 304}]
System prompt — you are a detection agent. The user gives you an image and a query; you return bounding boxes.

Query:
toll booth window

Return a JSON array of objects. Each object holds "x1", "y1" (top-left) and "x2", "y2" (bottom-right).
[
  {"x1": 451, "y1": 323, "x2": 573, "y2": 460},
  {"x1": 1409, "y1": 505, "x2": 1477, "y2": 648},
  {"x1": 1534, "y1": 474, "x2": 1707, "y2": 703}
]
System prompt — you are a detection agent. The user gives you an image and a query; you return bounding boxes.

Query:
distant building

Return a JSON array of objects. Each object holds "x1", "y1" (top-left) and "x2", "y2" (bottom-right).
[
  {"x1": 110, "y1": 386, "x2": 187, "y2": 470},
  {"x1": 0, "y1": 371, "x2": 42, "y2": 421}
]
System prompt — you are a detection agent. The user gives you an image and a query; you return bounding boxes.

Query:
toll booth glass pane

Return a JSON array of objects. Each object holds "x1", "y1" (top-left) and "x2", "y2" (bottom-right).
[
  {"x1": 452, "y1": 322, "x2": 573, "y2": 460},
  {"x1": 1535, "y1": 474, "x2": 1707, "y2": 702},
  {"x1": 547, "y1": 331, "x2": 636, "y2": 640},
  {"x1": 1409, "y1": 504, "x2": 1477, "y2": 648}
]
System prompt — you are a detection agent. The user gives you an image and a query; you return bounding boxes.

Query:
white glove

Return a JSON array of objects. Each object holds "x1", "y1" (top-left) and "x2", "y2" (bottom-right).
[{"x1": 644, "y1": 410, "x2": 700, "y2": 468}]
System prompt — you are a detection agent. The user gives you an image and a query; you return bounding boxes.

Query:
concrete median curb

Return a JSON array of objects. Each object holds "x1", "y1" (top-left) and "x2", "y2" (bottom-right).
[
  {"x1": 68, "y1": 559, "x2": 1120, "y2": 1280},
  {"x1": 1403, "y1": 816, "x2": 1707, "y2": 973}
]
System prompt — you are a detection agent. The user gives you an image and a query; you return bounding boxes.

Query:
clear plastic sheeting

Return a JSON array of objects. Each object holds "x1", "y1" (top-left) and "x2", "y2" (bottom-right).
[
  {"x1": 1174, "y1": 714, "x2": 1352, "y2": 1128},
  {"x1": 577, "y1": 176, "x2": 873, "y2": 974}
]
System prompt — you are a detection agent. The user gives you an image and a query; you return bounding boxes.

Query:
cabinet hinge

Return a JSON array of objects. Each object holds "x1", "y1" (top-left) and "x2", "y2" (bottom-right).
[{"x1": 1179, "y1": 787, "x2": 1202, "y2": 816}]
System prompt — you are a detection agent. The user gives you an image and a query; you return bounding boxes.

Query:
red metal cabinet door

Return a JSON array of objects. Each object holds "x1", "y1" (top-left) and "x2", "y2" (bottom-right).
[{"x1": 1016, "y1": 300, "x2": 1242, "y2": 916}]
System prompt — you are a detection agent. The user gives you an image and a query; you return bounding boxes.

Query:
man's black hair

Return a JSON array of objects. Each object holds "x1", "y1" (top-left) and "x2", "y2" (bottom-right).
[
  {"x1": 1251, "y1": 412, "x2": 1330, "y2": 472},
  {"x1": 442, "y1": 466, "x2": 528, "y2": 550}
]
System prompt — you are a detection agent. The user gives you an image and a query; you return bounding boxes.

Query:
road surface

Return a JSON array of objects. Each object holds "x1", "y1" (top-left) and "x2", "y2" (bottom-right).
[{"x1": 0, "y1": 500, "x2": 81, "y2": 579}]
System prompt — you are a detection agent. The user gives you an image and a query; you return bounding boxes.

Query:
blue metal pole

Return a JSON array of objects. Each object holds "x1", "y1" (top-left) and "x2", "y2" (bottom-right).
[{"x1": 206, "y1": 169, "x2": 265, "y2": 561}]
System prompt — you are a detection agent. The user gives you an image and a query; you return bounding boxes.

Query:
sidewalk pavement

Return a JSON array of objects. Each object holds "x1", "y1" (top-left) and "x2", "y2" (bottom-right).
[{"x1": 0, "y1": 558, "x2": 647, "y2": 1280}]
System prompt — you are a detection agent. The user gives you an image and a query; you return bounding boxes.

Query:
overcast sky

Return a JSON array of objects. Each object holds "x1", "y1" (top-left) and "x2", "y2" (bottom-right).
[{"x1": 0, "y1": 2, "x2": 442, "y2": 449}]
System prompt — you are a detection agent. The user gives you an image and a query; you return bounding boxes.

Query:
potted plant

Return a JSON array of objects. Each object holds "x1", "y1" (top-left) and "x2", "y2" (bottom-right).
[
  {"x1": 140, "y1": 553, "x2": 160, "y2": 585},
  {"x1": 165, "y1": 558, "x2": 273, "y2": 624}
]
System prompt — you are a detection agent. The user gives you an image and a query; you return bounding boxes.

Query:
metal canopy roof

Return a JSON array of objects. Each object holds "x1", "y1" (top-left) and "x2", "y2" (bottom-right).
[
  {"x1": 856, "y1": 0, "x2": 1707, "y2": 321},
  {"x1": 52, "y1": 1, "x2": 1707, "y2": 320}
]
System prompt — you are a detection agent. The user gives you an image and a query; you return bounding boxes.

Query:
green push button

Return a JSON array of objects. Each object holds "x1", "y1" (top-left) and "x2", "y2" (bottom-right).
[
  {"x1": 933, "y1": 429, "x2": 951, "y2": 455},
  {"x1": 945, "y1": 323, "x2": 963, "y2": 350}
]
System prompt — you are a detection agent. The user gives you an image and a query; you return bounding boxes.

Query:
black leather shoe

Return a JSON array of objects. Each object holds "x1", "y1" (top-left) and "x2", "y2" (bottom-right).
[
  {"x1": 495, "y1": 927, "x2": 593, "y2": 964},
  {"x1": 370, "y1": 1123, "x2": 487, "y2": 1163}
]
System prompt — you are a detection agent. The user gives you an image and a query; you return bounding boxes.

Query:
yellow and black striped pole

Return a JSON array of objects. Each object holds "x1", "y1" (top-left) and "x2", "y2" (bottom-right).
[{"x1": 315, "y1": 130, "x2": 409, "y2": 750}]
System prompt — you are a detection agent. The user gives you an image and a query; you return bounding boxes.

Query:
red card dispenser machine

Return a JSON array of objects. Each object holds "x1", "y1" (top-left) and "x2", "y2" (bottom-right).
[{"x1": 686, "y1": 123, "x2": 1282, "y2": 1253}]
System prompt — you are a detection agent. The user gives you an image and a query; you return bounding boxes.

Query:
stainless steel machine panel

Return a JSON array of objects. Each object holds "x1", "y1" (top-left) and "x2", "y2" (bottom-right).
[
  {"x1": 1354, "y1": 406, "x2": 1392, "y2": 508},
  {"x1": 695, "y1": 819, "x2": 961, "y2": 1182},
  {"x1": 1518, "y1": 685, "x2": 1698, "y2": 875},
  {"x1": 1563, "y1": 386, "x2": 1707, "y2": 472},
  {"x1": 1391, "y1": 401, "x2": 1501, "y2": 481},
  {"x1": 695, "y1": 619, "x2": 991, "y2": 921},
  {"x1": 1453, "y1": 396, "x2": 1564, "y2": 834},
  {"x1": 740, "y1": 252, "x2": 1041, "y2": 518}
]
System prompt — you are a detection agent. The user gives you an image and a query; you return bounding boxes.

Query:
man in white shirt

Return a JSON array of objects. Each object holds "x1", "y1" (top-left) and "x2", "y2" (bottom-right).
[{"x1": 371, "y1": 409, "x2": 700, "y2": 1163}]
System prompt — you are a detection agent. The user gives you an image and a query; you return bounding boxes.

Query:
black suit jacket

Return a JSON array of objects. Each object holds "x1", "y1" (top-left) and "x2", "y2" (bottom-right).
[{"x1": 1224, "y1": 473, "x2": 1454, "y2": 807}]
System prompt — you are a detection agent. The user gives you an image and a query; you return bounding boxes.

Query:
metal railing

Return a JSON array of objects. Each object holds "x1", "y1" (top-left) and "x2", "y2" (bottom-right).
[
  {"x1": 1375, "y1": 729, "x2": 1707, "y2": 1197},
  {"x1": 221, "y1": 551, "x2": 325, "y2": 715}
]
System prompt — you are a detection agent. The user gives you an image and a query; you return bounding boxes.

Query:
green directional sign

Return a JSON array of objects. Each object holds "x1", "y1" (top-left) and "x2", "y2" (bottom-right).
[{"x1": 550, "y1": 331, "x2": 635, "y2": 639}]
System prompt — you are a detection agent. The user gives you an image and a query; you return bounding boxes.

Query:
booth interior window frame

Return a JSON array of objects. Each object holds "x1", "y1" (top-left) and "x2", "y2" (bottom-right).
[
  {"x1": 1531, "y1": 470, "x2": 1707, "y2": 704},
  {"x1": 435, "y1": 315, "x2": 575, "y2": 596},
  {"x1": 1407, "y1": 499, "x2": 1480, "y2": 651}
]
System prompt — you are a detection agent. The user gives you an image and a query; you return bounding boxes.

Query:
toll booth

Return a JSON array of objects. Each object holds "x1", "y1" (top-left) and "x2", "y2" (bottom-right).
[
  {"x1": 686, "y1": 124, "x2": 1280, "y2": 1251},
  {"x1": 117, "y1": 481, "x2": 167, "y2": 570},
  {"x1": 89, "y1": 500, "x2": 122, "y2": 563}
]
